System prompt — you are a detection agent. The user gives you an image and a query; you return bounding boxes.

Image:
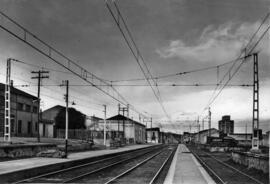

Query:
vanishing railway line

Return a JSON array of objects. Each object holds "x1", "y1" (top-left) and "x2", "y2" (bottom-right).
[
  {"x1": 14, "y1": 145, "x2": 176, "y2": 184},
  {"x1": 188, "y1": 146, "x2": 265, "y2": 184}
]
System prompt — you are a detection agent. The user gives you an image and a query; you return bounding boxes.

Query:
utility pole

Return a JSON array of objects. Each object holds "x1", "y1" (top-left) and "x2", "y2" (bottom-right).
[
  {"x1": 31, "y1": 70, "x2": 49, "y2": 142},
  {"x1": 150, "y1": 117, "x2": 152, "y2": 129},
  {"x1": 118, "y1": 104, "x2": 129, "y2": 140},
  {"x1": 4, "y1": 58, "x2": 11, "y2": 142},
  {"x1": 251, "y1": 53, "x2": 260, "y2": 151},
  {"x1": 60, "y1": 80, "x2": 69, "y2": 158},
  {"x1": 208, "y1": 107, "x2": 211, "y2": 137},
  {"x1": 103, "y1": 105, "x2": 107, "y2": 146},
  {"x1": 64, "y1": 80, "x2": 69, "y2": 158}
]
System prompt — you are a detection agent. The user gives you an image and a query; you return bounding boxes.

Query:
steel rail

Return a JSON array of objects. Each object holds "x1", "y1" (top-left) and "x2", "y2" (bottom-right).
[
  {"x1": 104, "y1": 149, "x2": 168, "y2": 184},
  {"x1": 148, "y1": 147, "x2": 176, "y2": 184},
  {"x1": 63, "y1": 149, "x2": 165, "y2": 183},
  {"x1": 191, "y1": 148, "x2": 264, "y2": 184},
  {"x1": 202, "y1": 150, "x2": 264, "y2": 184},
  {"x1": 191, "y1": 150, "x2": 226, "y2": 184},
  {"x1": 13, "y1": 145, "x2": 162, "y2": 184}
]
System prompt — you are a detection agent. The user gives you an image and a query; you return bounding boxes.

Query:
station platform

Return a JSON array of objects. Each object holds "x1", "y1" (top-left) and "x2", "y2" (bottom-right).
[
  {"x1": 0, "y1": 144, "x2": 154, "y2": 182},
  {"x1": 164, "y1": 144, "x2": 216, "y2": 184}
]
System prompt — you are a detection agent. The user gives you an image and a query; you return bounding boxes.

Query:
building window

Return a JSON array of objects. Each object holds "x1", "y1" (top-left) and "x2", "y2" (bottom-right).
[
  {"x1": 25, "y1": 104, "x2": 31, "y2": 112},
  {"x1": 17, "y1": 103, "x2": 23, "y2": 111},
  {"x1": 33, "y1": 106, "x2": 38, "y2": 113},
  {"x1": 27, "y1": 121, "x2": 32, "y2": 134},
  {"x1": 18, "y1": 120, "x2": 22, "y2": 134},
  {"x1": 11, "y1": 119, "x2": 15, "y2": 133},
  {"x1": 35, "y1": 122, "x2": 38, "y2": 131}
]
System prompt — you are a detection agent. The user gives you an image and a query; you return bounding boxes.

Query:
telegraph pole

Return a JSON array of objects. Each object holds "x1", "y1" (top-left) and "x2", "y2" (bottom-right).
[
  {"x1": 31, "y1": 70, "x2": 49, "y2": 142},
  {"x1": 65, "y1": 80, "x2": 69, "y2": 158},
  {"x1": 60, "y1": 80, "x2": 69, "y2": 158},
  {"x1": 4, "y1": 58, "x2": 11, "y2": 142},
  {"x1": 118, "y1": 104, "x2": 129, "y2": 140},
  {"x1": 103, "y1": 105, "x2": 107, "y2": 146}
]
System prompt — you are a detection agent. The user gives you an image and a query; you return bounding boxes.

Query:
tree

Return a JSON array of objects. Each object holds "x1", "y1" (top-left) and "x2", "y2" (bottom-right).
[{"x1": 55, "y1": 107, "x2": 86, "y2": 129}]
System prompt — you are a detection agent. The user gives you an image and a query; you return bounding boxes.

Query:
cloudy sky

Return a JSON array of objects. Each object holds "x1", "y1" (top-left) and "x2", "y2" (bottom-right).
[{"x1": 0, "y1": 0, "x2": 269, "y2": 133}]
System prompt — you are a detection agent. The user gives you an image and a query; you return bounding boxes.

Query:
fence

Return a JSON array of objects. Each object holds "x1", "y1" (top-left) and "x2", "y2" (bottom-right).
[{"x1": 55, "y1": 129, "x2": 124, "y2": 141}]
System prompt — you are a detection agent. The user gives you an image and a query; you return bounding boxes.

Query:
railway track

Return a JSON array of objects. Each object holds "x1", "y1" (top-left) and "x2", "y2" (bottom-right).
[
  {"x1": 188, "y1": 146, "x2": 265, "y2": 184},
  {"x1": 14, "y1": 144, "x2": 176, "y2": 184}
]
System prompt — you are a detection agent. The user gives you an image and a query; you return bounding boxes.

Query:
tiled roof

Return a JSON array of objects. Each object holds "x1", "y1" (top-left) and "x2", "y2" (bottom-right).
[
  {"x1": 0, "y1": 83, "x2": 38, "y2": 99},
  {"x1": 107, "y1": 114, "x2": 145, "y2": 127}
]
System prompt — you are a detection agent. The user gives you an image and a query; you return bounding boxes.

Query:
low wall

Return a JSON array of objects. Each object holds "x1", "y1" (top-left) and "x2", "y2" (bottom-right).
[
  {"x1": 231, "y1": 151, "x2": 269, "y2": 173},
  {"x1": 0, "y1": 143, "x2": 56, "y2": 158}
]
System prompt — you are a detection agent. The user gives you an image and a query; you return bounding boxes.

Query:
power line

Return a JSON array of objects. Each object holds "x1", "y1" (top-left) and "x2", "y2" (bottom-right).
[
  {"x1": 109, "y1": 58, "x2": 241, "y2": 83},
  {"x1": 200, "y1": 12, "x2": 270, "y2": 116},
  {"x1": 14, "y1": 83, "x2": 253, "y2": 87},
  {"x1": 105, "y1": 0, "x2": 172, "y2": 127},
  {"x1": 4, "y1": 62, "x2": 108, "y2": 110},
  {"x1": 16, "y1": 86, "x2": 103, "y2": 112},
  {"x1": 0, "y1": 10, "x2": 150, "y2": 119},
  {"x1": 11, "y1": 59, "x2": 72, "y2": 75}
]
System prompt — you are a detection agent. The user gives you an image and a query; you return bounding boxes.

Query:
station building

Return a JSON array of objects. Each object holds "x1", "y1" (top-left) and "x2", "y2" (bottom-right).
[
  {"x1": 0, "y1": 83, "x2": 39, "y2": 137},
  {"x1": 41, "y1": 105, "x2": 65, "y2": 138},
  {"x1": 85, "y1": 115, "x2": 103, "y2": 131},
  {"x1": 218, "y1": 115, "x2": 234, "y2": 134},
  {"x1": 193, "y1": 128, "x2": 220, "y2": 144},
  {"x1": 101, "y1": 114, "x2": 146, "y2": 144},
  {"x1": 42, "y1": 105, "x2": 89, "y2": 138},
  {"x1": 146, "y1": 127, "x2": 160, "y2": 143},
  {"x1": 146, "y1": 127, "x2": 182, "y2": 144}
]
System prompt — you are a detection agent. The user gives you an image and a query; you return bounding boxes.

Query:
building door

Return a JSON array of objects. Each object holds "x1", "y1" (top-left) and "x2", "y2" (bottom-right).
[{"x1": 28, "y1": 121, "x2": 32, "y2": 135}]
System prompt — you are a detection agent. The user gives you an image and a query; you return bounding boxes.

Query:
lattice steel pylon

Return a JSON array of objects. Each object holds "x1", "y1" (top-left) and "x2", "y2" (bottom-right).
[
  {"x1": 4, "y1": 58, "x2": 11, "y2": 142},
  {"x1": 251, "y1": 53, "x2": 260, "y2": 150}
]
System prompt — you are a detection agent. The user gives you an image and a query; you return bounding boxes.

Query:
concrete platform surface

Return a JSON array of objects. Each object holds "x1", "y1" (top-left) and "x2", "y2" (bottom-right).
[
  {"x1": 164, "y1": 144, "x2": 216, "y2": 184},
  {"x1": 0, "y1": 144, "x2": 152, "y2": 176}
]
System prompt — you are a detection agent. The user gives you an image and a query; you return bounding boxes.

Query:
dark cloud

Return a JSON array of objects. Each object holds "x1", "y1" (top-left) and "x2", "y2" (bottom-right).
[{"x1": 0, "y1": 0, "x2": 269, "y2": 132}]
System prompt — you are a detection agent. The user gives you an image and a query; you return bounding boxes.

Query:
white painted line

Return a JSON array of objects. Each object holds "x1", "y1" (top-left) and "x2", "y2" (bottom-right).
[
  {"x1": 191, "y1": 154, "x2": 216, "y2": 184},
  {"x1": 163, "y1": 144, "x2": 180, "y2": 184}
]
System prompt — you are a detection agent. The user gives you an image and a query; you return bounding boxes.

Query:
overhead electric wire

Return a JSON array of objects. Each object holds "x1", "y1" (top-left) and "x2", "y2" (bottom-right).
[
  {"x1": 13, "y1": 61, "x2": 109, "y2": 109},
  {"x1": 11, "y1": 59, "x2": 72, "y2": 75},
  {"x1": 207, "y1": 24, "x2": 269, "y2": 108},
  {"x1": 110, "y1": 57, "x2": 242, "y2": 83},
  {"x1": 0, "y1": 10, "x2": 150, "y2": 119},
  {"x1": 12, "y1": 54, "x2": 240, "y2": 84},
  {"x1": 245, "y1": 12, "x2": 270, "y2": 50},
  {"x1": 13, "y1": 83, "x2": 253, "y2": 87},
  {"x1": 10, "y1": 59, "x2": 105, "y2": 108},
  {"x1": 200, "y1": 12, "x2": 270, "y2": 116},
  {"x1": 105, "y1": 0, "x2": 172, "y2": 127}
]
